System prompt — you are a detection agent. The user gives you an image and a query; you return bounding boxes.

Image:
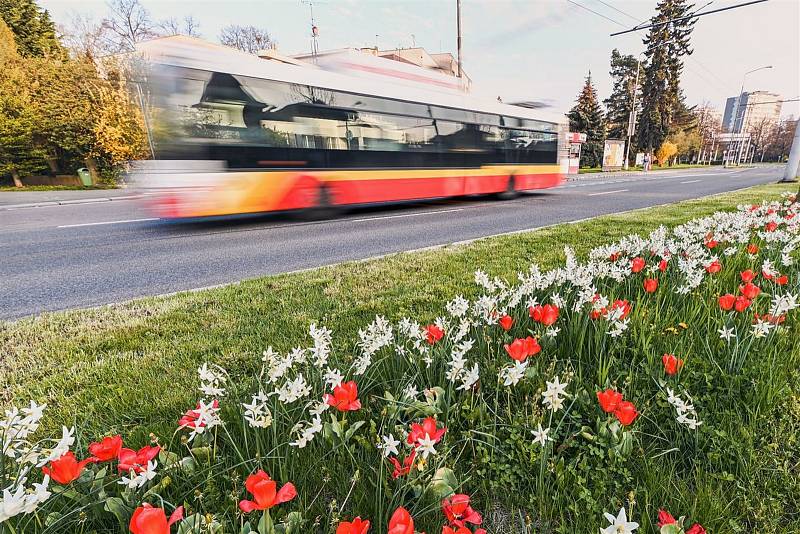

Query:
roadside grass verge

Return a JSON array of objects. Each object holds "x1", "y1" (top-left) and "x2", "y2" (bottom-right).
[
  {"x1": 1, "y1": 183, "x2": 793, "y2": 440},
  {"x1": 1, "y1": 182, "x2": 799, "y2": 532},
  {"x1": 0, "y1": 184, "x2": 116, "y2": 192}
]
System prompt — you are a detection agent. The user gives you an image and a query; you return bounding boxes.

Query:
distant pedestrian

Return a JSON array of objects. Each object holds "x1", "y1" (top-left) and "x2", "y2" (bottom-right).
[{"x1": 643, "y1": 154, "x2": 650, "y2": 172}]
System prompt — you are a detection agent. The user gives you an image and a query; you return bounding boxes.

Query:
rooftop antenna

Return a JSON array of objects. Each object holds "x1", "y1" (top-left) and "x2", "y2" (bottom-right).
[{"x1": 301, "y1": 0, "x2": 324, "y2": 60}]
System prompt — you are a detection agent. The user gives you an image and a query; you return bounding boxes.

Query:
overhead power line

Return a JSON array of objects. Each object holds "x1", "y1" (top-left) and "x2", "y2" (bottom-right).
[
  {"x1": 565, "y1": 0, "x2": 626, "y2": 27},
  {"x1": 592, "y1": 0, "x2": 640, "y2": 23},
  {"x1": 610, "y1": 0, "x2": 770, "y2": 37}
]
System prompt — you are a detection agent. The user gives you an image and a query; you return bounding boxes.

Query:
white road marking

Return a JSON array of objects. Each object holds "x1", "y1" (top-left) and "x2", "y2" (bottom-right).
[
  {"x1": 587, "y1": 189, "x2": 628, "y2": 196},
  {"x1": 680, "y1": 179, "x2": 702, "y2": 184},
  {"x1": 57, "y1": 217, "x2": 159, "y2": 228},
  {"x1": 350, "y1": 207, "x2": 464, "y2": 222}
]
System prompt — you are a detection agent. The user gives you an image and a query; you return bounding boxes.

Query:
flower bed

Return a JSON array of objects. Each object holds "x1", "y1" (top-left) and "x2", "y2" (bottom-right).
[{"x1": 2, "y1": 192, "x2": 799, "y2": 533}]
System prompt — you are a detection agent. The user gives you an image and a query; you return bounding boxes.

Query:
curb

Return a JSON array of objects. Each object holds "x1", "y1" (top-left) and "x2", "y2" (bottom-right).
[{"x1": 0, "y1": 195, "x2": 143, "y2": 210}]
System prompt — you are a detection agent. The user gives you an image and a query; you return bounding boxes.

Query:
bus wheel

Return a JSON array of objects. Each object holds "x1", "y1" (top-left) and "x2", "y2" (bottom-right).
[
  {"x1": 496, "y1": 175, "x2": 519, "y2": 200},
  {"x1": 298, "y1": 184, "x2": 340, "y2": 221}
]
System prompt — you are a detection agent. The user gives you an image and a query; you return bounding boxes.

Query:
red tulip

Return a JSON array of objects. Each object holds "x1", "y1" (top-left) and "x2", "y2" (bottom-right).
[
  {"x1": 389, "y1": 449, "x2": 416, "y2": 479},
  {"x1": 686, "y1": 524, "x2": 707, "y2": 534},
  {"x1": 238, "y1": 470, "x2": 297, "y2": 513},
  {"x1": 324, "y1": 381, "x2": 362, "y2": 412},
  {"x1": 662, "y1": 354, "x2": 684, "y2": 376},
  {"x1": 442, "y1": 494, "x2": 482, "y2": 528},
  {"x1": 734, "y1": 296, "x2": 752, "y2": 313},
  {"x1": 765, "y1": 221, "x2": 778, "y2": 232},
  {"x1": 718, "y1": 293, "x2": 736, "y2": 311},
  {"x1": 407, "y1": 417, "x2": 446, "y2": 446},
  {"x1": 747, "y1": 243, "x2": 759, "y2": 254},
  {"x1": 539, "y1": 304, "x2": 559, "y2": 326},
  {"x1": 643, "y1": 278, "x2": 658, "y2": 293},
  {"x1": 631, "y1": 257, "x2": 646, "y2": 273},
  {"x1": 762, "y1": 270, "x2": 774, "y2": 280},
  {"x1": 498, "y1": 314, "x2": 513, "y2": 331},
  {"x1": 529, "y1": 305, "x2": 543, "y2": 322},
  {"x1": 740, "y1": 282, "x2": 761, "y2": 299},
  {"x1": 614, "y1": 401, "x2": 639, "y2": 426},
  {"x1": 388, "y1": 507, "x2": 414, "y2": 534},
  {"x1": 740, "y1": 269, "x2": 756, "y2": 283},
  {"x1": 425, "y1": 324, "x2": 444, "y2": 345},
  {"x1": 657, "y1": 509, "x2": 676, "y2": 527},
  {"x1": 88, "y1": 435, "x2": 123, "y2": 462},
  {"x1": 755, "y1": 312, "x2": 786, "y2": 325},
  {"x1": 705, "y1": 260, "x2": 722, "y2": 274},
  {"x1": 118, "y1": 445, "x2": 160, "y2": 474},
  {"x1": 596, "y1": 389, "x2": 623, "y2": 413},
  {"x1": 41, "y1": 451, "x2": 94, "y2": 485},
  {"x1": 504, "y1": 336, "x2": 540, "y2": 362},
  {"x1": 658, "y1": 259, "x2": 668, "y2": 272},
  {"x1": 337, "y1": 517, "x2": 371, "y2": 534},
  {"x1": 705, "y1": 238, "x2": 718, "y2": 249},
  {"x1": 130, "y1": 503, "x2": 183, "y2": 534},
  {"x1": 776, "y1": 274, "x2": 788, "y2": 286}
]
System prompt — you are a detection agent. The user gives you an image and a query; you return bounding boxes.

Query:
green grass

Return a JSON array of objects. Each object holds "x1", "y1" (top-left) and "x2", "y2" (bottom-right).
[
  {"x1": 2, "y1": 182, "x2": 799, "y2": 533},
  {"x1": 0, "y1": 184, "x2": 116, "y2": 191},
  {"x1": 1, "y1": 183, "x2": 793, "y2": 439},
  {"x1": 578, "y1": 163, "x2": 712, "y2": 174}
]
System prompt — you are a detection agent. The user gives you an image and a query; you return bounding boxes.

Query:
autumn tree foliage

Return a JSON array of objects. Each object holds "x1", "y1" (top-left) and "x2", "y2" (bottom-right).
[{"x1": 0, "y1": 3, "x2": 148, "y2": 186}]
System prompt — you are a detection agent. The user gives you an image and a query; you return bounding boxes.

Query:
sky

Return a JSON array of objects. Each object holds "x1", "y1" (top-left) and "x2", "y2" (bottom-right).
[{"x1": 39, "y1": 0, "x2": 800, "y2": 118}]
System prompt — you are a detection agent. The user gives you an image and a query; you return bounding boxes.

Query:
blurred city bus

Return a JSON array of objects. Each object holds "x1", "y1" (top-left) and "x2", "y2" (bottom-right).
[{"x1": 134, "y1": 36, "x2": 566, "y2": 219}]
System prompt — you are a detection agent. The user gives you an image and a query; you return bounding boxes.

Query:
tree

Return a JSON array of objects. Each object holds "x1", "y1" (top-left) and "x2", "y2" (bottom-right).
[
  {"x1": 567, "y1": 72, "x2": 606, "y2": 168},
  {"x1": 637, "y1": 0, "x2": 695, "y2": 153},
  {"x1": 159, "y1": 15, "x2": 201, "y2": 37},
  {"x1": 219, "y1": 25, "x2": 274, "y2": 54},
  {"x1": 101, "y1": 0, "x2": 158, "y2": 52},
  {"x1": 0, "y1": 0, "x2": 64, "y2": 57},
  {"x1": 0, "y1": 20, "x2": 46, "y2": 185},
  {"x1": 604, "y1": 49, "x2": 639, "y2": 141},
  {"x1": 655, "y1": 140, "x2": 677, "y2": 165},
  {"x1": 763, "y1": 117, "x2": 796, "y2": 162}
]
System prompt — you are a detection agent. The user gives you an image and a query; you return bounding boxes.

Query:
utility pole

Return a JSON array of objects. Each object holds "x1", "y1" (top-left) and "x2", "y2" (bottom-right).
[
  {"x1": 780, "y1": 117, "x2": 800, "y2": 183},
  {"x1": 456, "y1": 0, "x2": 463, "y2": 79},
  {"x1": 623, "y1": 59, "x2": 641, "y2": 170}
]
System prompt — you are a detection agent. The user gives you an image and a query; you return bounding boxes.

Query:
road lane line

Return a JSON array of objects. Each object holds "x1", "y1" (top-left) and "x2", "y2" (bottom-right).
[
  {"x1": 350, "y1": 207, "x2": 464, "y2": 222},
  {"x1": 587, "y1": 189, "x2": 628, "y2": 196},
  {"x1": 57, "y1": 217, "x2": 159, "y2": 228},
  {"x1": 680, "y1": 179, "x2": 702, "y2": 184}
]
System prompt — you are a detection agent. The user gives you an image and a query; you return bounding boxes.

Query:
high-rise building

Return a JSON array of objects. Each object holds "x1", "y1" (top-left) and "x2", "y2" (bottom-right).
[{"x1": 722, "y1": 91, "x2": 782, "y2": 133}]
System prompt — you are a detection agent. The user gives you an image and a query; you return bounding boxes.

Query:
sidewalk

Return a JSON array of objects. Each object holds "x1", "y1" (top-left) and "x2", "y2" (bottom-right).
[{"x1": 0, "y1": 188, "x2": 141, "y2": 209}]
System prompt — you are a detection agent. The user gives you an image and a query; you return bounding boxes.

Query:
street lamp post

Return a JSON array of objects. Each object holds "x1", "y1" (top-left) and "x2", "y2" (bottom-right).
[{"x1": 727, "y1": 65, "x2": 772, "y2": 166}]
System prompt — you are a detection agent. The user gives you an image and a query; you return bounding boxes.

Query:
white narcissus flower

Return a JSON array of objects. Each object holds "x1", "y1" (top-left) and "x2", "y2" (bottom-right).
[
  {"x1": 501, "y1": 361, "x2": 528, "y2": 387},
  {"x1": 600, "y1": 507, "x2": 639, "y2": 534},
  {"x1": 416, "y1": 434, "x2": 437, "y2": 459},
  {"x1": 458, "y1": 363, "x2": 480, "y2": 391},
  {"x1": 531, "y1": 424, "x2": 552, "y2": 447},
  {"x1": 542, "y1": 376, "x2": 569, "y2": 412},
  {"x1": 718, "y1": 326, "x2": 736, "y2": 341},
  {"x1": 379, "y1": 434, "x2": 400, "y2": 457}
]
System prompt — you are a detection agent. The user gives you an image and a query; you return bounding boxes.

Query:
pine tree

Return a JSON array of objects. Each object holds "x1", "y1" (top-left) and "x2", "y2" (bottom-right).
[
  {"x1": 637, "y1": 0, "x2": 695, "y2": 153},
  {"x1": 604, "y1": 49, "x2": 639, "y2": 141},
  {"x1": 568, "y1": 72, "x2": 606, "y2": 168},
  {"x1": 0, "y1": 0, "x2": 63, "y2": 58}
]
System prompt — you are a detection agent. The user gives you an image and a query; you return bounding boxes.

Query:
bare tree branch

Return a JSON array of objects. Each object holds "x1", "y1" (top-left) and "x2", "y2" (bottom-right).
[
  {"x1": 101, "y1": 0, "x2": 158, "y2": 52},
  {"x1": 218, "y1": 25, "x2": 274, "y2": 54}
]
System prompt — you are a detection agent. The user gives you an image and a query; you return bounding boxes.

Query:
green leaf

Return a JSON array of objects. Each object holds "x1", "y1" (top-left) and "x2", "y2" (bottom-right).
[
  {"x1": 345, "y1": 420, "x2": 365, "y2": 442},
  {"x1": 104, "y1": 497, "x2": 132, "y2": 530},
  {"x1": 284, "y1": 511, "x2": 303, "y2": 534},
  {"x1": 258, "y1": 510, "x2": 275, "y2": 534},
  {"x1": 428, "y1": 467, "x2": 458, "y2": 499}
]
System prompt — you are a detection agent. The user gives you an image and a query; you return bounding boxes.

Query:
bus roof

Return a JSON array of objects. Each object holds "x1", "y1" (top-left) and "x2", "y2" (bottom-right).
[{"x1": 136, "y1": 36, "x2": 566, "y2": 127}]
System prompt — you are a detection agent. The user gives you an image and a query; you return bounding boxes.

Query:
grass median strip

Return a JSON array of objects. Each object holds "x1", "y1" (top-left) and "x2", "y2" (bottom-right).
[
  {"x1": 2, "y1": 182, "x2": 799, "y2": 532},
  {"x1": 0, "y1": 183, "x2": 793, "y2": 439}
]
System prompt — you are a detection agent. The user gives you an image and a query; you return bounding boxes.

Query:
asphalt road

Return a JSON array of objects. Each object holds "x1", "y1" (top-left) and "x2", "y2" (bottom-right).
[{"x1": 0, "y1": 166, "x2": 785, "y2": 320}]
